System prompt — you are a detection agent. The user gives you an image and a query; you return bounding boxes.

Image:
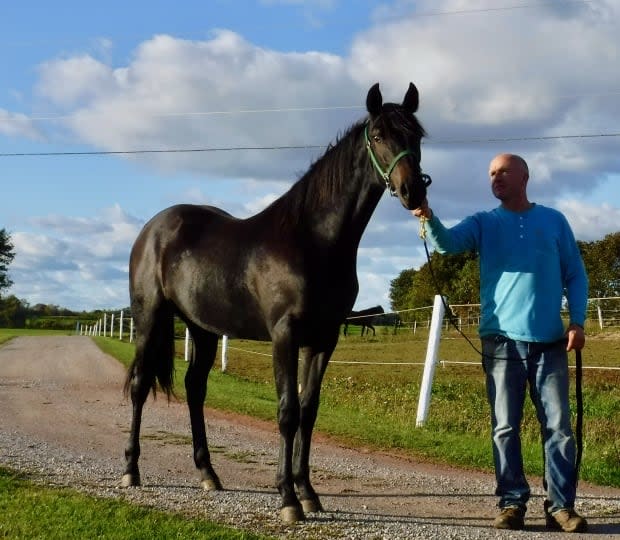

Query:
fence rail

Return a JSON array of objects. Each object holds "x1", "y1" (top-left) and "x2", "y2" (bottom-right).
[{"x1": 78, "y1": 296, "x2": 620, "y2": 343}]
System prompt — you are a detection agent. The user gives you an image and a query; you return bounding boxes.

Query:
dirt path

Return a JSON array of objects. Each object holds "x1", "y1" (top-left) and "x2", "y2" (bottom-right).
[{"x1": 1, "y1": 335, "x2": 619, "y2": 539}]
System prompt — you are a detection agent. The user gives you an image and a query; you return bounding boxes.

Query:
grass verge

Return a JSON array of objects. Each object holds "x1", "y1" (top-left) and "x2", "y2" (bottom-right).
[{"x1": 0, "y1": 467, "x2": 269, "y2": 540}]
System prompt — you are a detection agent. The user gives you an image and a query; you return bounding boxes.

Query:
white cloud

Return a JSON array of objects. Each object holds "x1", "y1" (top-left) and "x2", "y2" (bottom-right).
[
  {"x1": 8, "y1": 206, "x2": 142, "y2": 310},
  {"x1": 36, "y1": 55, "x2": 117, "y2": 107},
  {"x1": 556, "y1": 199, "x2": 620, "y2": 242},
  {"x1": 0, "y1": 109, "x2": 41, "y2": 139},
  {"x1": 32, "y1": 30, "x2": 356, "y2": 182}
]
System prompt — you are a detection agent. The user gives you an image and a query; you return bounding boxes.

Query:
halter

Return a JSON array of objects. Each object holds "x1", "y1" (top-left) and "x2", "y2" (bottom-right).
[{"x1": 364, "y1": 123, "x2": 432, "y2": 196}]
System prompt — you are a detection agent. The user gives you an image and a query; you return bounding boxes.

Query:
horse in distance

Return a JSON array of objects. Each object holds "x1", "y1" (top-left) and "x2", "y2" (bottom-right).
[
  {"x1": 343, "y1": 305, "x2": 385, "y2": 336},
  {"x1": 122, "y1": 82, "x2": 431, "y2": 523}
]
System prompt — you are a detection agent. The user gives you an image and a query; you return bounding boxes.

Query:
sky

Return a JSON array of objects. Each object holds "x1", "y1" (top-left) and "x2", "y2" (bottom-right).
[{"x1": 2, "y1": 0, "x2": 620, "y2": 313}]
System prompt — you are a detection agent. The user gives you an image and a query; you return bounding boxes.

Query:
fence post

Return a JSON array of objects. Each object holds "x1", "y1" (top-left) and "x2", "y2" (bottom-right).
[
  {"x1": 119, "y1": 310, "x2": 124, "y2": 340},
  {"x1": 416, "y1": 295, "x2": 446, "y2": 427},
  {"x1": 597, "y1": 304, "x2": 603, "y2": 330},
  {"x1": 221, "y1": 335, "x2": 228, "y2": 372},
  {"x1": 184, "y1": 327, "x2": 191, "y2": 362},
  {"x1": 129, "y1": 318, "x2": 134, "y2": 343}
]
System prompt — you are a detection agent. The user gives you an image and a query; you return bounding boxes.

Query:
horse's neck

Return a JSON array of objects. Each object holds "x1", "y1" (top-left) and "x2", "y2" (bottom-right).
[{"x1": 315, "y1": 177, "x2": 382, "y2": 248}]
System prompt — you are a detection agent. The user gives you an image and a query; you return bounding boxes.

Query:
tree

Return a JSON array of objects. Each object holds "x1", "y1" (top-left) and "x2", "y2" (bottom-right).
[
  {"x1": 0, "y1": 229, "x2": 15, "y2": 296},
  {"x1": 389, "y1": 268, "x2": 418, "y2": 312},
  {"x1": 0, "y1": 295, "x2": 27, "y2": 328},
  {"x1": 578, "y1": 232, "x2": 620, "y2": 298},
  {"x1": 390, "y1": 250, "x2": 480, "y2": 314}
]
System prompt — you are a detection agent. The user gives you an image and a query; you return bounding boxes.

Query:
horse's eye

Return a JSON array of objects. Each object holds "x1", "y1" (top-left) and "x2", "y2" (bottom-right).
[{"x1": 373, "y1": 135, "x2": 382, "y2": 144}]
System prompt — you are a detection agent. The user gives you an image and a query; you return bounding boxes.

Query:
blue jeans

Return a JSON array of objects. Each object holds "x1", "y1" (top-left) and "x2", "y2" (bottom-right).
[{"x1": 481, "y1": 335, "x2": 577, "y2": 513}]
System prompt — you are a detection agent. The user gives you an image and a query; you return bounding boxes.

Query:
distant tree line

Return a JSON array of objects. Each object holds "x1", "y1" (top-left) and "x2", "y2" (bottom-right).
[
  {"x1": 0, "y1": 296, "x2": 129, "y2": 330},
  {"x1": 390, "y1": 232, "x2": 620, "y2": 314}
]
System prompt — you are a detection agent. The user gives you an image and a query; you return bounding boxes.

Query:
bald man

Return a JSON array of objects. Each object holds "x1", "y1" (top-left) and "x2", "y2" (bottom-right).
[{"x1": 413, "y1": 154, "x2": 588, "y2": 532}]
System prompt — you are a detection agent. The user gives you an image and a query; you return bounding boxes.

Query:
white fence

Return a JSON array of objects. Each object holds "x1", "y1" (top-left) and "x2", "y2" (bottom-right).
[
  {"x1": 77, "y1": 310, "x2": 134, "y2": 342},
  {"x1": 80, "y1": 295, "x2": 620, "y2": 428}
]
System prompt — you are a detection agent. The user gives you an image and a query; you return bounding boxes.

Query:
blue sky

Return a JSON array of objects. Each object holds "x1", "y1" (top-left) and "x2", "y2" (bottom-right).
[{"x1": 2, "y1": 0, "x2": 620, "y2": 312}]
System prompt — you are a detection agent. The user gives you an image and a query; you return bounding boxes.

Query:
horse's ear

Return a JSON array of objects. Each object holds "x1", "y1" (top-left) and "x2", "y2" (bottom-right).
[
  {"x1": 366, "y1": 83, "x2": 382, "y2": 116},
  {"x1": 402, "y1": 82, "x2": 419, "y2": 113}
]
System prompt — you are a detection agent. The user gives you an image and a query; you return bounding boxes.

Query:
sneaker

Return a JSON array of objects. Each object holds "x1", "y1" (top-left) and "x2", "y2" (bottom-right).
[
  {"x1": 493, "y1": 506, "x2": 525, "y2": 530},
  {"x1": 545, "y1": 506, "x2": 588, "y2": 533}
]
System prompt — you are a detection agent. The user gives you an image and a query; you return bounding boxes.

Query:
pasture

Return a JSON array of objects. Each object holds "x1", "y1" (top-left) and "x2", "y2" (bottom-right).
[{"x1": 94, "y1": 325, "x2": 620, "y2": 489}]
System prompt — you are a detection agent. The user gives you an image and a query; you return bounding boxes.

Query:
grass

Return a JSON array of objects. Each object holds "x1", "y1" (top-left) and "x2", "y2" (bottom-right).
[
  {"x1": 94, "y1": 326, "x2": 620, "y2": 488},
  {"x1": 0, "y1": 327, "x2": 69, "y2": 346},
  {"x1": 0, "y1": 467, "x2": 268, "y2": 540}
]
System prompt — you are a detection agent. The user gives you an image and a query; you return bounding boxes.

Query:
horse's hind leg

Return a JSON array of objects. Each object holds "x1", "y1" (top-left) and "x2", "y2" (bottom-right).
[
  {"x1": 185, "y1": 325, "x2": 222, "y2": 491},
  {"x1": 122, "y1": 304, "x2": 175, "y2": 487},
  {"x1": 121, "y1": 339, "x2": 151, "y2": 486}
]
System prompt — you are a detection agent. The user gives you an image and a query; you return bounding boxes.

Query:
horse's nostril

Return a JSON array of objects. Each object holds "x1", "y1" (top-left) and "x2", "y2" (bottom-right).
[{"x1": 401, "y1": 184, "x2": 409, "y2": 200}]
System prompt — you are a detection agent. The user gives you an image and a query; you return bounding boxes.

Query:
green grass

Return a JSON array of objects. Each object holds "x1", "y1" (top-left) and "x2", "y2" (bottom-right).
[
  {"x1": 0, "y1": 327, "x2": 69, "y2": 346},
  {"x1": 92, "y1": 327, "x2": 620, "y2": 488},
  {"x1": 0, "y1": 467, "x2": 269, "y2": 539}
]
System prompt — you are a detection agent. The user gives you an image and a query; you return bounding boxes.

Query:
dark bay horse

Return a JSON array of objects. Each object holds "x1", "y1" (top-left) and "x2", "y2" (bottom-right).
[
  {"x1": 343, "y1": 305, "x2": 385, "y2": 336},
  {"x1": 122, "y1": 82, "x2": 430, "y2": 523}
]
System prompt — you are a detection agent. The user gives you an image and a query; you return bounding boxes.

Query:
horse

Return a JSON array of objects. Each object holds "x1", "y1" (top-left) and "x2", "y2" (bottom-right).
[
  {"x1": 343, "y1": 305, "x2": 385, "y2": 336},
  {"x1": 121, "y1": 82, "x2": 431, "y2": 523}
]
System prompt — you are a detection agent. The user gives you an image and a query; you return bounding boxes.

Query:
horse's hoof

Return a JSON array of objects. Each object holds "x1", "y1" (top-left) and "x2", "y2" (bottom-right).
[
  {"x1": 301, "y1": 498, "x2": 323, "y2": 513},
  {"x1": 280, "y1": 505, "x2": 305, "y2": 523},
  {"x1": 201, "y1": 478, "x2": 223, "y2": 491},
  {"x1": 120, "y1": 473, "x2": 140, "y2": 487}
]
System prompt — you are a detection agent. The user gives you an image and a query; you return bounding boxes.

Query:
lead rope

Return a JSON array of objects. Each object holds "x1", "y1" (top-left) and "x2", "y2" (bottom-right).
[
  {"x1": 418, "y1": 216, "x2": 583, "y2": 485},
  {"x1": 418, "y1": 215, "x2": 428, "y2": 240},
  {"x1": 575, "y1": 349, "x2": 583, "y2": 486}
]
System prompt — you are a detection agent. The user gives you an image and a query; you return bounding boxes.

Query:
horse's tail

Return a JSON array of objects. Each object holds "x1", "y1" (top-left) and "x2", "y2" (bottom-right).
[{"x1": 123, "y1": 308, "x2": 176, "y2": 400}]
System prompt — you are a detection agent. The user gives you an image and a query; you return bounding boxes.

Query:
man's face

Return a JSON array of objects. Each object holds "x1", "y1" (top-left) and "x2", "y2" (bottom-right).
[{"x1": 488, "y1": 155, "x2": 527, "y2": 201}]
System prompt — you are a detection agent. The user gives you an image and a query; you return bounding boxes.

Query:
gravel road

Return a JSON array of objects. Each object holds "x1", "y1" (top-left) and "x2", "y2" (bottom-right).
[{"x1": 0, "y1": 335, "x2": 619, "y2": 539}]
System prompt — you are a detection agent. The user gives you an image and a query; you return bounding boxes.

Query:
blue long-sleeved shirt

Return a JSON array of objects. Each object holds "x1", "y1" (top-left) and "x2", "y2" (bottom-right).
[{"x1": 425, "y1": 204, "x2": 588, "y2": 342}]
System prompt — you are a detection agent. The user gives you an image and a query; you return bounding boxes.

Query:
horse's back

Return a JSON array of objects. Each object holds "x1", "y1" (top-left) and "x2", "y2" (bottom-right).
[{"x1": 129, "y1": 204, "x2": 236, "y2": 300}]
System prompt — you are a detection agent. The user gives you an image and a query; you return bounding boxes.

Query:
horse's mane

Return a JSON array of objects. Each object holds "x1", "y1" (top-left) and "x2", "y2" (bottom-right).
[
  {"x1": 263, "y1": 120, "x2": 366, "y2": 228},
  {"x1": 298, "y1": 121, "x2": 367, "y2": 207},
  {"x1": 265, "y1": 105, "x2": 425, "y2": 229}
]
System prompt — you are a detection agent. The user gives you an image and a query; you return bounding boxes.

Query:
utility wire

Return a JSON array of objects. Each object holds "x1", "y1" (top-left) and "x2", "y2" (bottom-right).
[{"x1": 1, "y1": 132, "x2": 619, "y2": 158}]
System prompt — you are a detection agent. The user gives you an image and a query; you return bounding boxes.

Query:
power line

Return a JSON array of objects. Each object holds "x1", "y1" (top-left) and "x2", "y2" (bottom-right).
[
  {"x1": 1, "y1": 132, "x2": 619, "y2": 158},
  {"x1": 430, "y1": 132, "x2": 620, "y2": 144},
  {"x1": 0, "y1": 145, "x2": 324, "y2": 157},
  {"x1": 25, "y1": 89, "x2": 620, "y2": 122},
  {"x1": 28, "y1": 105, "x2": 364, "y2": 121},
  {"x1": 410, "y1": 0, "x2": 594, "y2": 18}
]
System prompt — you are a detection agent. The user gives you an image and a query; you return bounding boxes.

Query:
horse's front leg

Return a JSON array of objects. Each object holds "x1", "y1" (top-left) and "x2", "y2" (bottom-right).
[
  {"x1": 293, "y1": 334, "x2": 338, "y2": 513},
  {"x1": 185, "y1": 328, "x2": 222, "y2": 491},
  {"x1": 272, "y1": 320, "x2": 303, "y2": 523}
]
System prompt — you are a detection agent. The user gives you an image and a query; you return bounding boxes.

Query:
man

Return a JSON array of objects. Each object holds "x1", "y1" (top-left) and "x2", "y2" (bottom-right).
[{"x1": 412, "y1": 153, "x2": 588, "y2": 532}]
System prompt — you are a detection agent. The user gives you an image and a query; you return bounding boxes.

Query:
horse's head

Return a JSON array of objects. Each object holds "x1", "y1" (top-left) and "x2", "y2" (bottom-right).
[{"x1": 365, "y1": 82, "x2": 431, "y2": 210}]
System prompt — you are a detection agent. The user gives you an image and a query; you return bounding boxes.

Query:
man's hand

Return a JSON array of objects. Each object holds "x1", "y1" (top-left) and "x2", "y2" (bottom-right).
[
  {"x1": 566, "y1": 323, "x2": 585, "y2": 351},
  {"x1": 411, "y1": 198, "x2": 432, "y2": 220}
]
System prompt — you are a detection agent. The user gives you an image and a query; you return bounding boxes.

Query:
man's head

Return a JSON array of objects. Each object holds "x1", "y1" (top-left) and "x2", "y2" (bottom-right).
[{"x1": 488, "y1": 153, "x2": 530, "y2": 207}]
